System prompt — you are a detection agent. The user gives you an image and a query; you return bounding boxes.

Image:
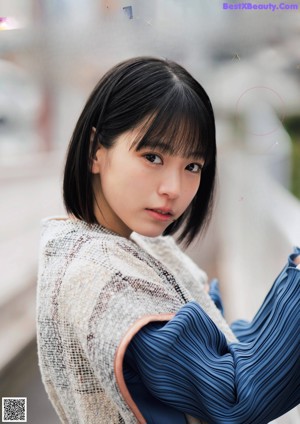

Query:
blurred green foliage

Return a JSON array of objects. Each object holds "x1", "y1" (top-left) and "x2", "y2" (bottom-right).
[{"x1": 284, "y1": 115, "x2": 300, "y2": 200}]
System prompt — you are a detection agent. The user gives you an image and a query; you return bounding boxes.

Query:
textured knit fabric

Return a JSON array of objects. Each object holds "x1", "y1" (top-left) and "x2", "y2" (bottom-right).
[
  {"x1": 125, "y1": 249, "x2": 300, "y2": 423},
  {"x1": 36, "y1": 217, "x2": 236, "y2": 424}
]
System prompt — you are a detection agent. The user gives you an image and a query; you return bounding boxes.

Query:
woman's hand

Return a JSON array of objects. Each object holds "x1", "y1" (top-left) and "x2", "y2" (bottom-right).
[{"x1": 294, "y1": 255, "x2": 300, "y2": 266}]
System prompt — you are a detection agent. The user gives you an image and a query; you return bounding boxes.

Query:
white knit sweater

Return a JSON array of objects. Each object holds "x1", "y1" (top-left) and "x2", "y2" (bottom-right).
[{"x1": 36, "y1": 217, "x2": 236, "y2": 424}]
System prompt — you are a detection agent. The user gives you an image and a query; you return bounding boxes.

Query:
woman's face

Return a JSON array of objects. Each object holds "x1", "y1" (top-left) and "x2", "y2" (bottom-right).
[{"x1": 91, "y1": 127, "x2": 204, "y2": 239}]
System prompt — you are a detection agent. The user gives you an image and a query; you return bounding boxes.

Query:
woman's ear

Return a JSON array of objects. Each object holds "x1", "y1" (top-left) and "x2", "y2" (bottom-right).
[{"x1": 90, "y1": 127, "x2": 102, "y2": 174}]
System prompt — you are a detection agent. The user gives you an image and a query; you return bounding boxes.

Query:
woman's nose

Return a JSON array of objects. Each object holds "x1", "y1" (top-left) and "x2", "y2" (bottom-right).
[{"x1": 157, "y1": 172, "x2": 181, "y2": 199}]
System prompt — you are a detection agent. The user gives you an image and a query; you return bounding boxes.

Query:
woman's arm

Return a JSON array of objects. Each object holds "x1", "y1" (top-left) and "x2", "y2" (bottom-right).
[
  {"x1": 125, "y1": 253, "x2": 300, "y2": 424},
  {"x1": 231, "y1": 247, "x2": 300, "y2": 342}
]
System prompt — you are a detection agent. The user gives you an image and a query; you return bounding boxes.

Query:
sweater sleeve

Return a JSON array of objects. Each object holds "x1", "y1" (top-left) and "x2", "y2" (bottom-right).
[
  {"x1": 125, "y1": 252, "x2": 300, "y2": 424},
  {"x1": 231, "y1": 247, "x2": 300, "y2": 342}
]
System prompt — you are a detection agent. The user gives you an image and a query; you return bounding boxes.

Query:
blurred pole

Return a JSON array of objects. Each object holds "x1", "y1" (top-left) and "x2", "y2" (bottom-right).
[
  {"x1": 37, "y1": 84, "x2": 53, "y2": 152},
  {"x1": 32, "y1": 0, "x2": 54, "y2": 152}
]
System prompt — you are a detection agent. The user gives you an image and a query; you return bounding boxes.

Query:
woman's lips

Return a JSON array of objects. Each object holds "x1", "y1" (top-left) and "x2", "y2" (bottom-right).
[{"x1": 145, "y1": 208, "x2": 174, "y2": 222}]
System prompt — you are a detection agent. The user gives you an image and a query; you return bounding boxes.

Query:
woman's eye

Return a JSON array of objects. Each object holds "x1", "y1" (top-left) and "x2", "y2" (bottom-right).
[
  {"x1": 144, "y1": 154, "x2": 163, "y2": 164},
  {"x1": 186, "y1": 163, "x2": 203, "y2": 173}
]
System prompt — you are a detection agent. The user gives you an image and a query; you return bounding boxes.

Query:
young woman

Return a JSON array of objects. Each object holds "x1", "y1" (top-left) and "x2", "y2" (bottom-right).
[{"x1": 36, "y1": 57, "x2": 300, "y2": 424}]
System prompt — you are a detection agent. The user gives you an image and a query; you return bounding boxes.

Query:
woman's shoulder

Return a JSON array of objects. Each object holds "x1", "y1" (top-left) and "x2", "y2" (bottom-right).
[
  {"x1": 40, "y1": 216, "x2": 125, "y2": 258},
  {"x1": 39, "y1": 216, "x2": 167, "y2": 279},
  {"x1": 39, "y1": 217, "x2": 207, "y2": 290},
  {"x1": 38, "y1": 218, "x2": 185, "y2": 331}
]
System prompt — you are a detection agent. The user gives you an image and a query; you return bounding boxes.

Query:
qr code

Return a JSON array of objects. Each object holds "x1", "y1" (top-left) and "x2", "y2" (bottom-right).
[{"x1": 2, "y1": 397, "x2": 27, "y2": 422}]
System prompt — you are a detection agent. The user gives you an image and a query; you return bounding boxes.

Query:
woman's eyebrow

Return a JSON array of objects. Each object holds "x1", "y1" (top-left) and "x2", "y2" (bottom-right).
[
  {"x1": 137, "y1": 140, "x2": 173, "y2": 153},
  {"x1": 139, "y1": 140, "x2": 204, "y2": 160}
]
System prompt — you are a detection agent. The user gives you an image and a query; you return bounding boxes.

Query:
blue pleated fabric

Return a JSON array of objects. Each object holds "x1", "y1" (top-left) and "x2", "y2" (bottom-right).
[
  {"x1": 208, "y1": 278, "x2": 225, "y2": 316},
  {"x1": 124, "y1": 249, "x2": 300, "y2": 424},
  {"x1": 124, "y1": 356, "x2": 188, "y2": 424}
]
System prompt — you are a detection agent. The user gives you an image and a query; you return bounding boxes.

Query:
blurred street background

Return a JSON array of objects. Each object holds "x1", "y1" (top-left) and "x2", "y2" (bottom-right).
[{"x1": 0, "y1": 0, "x2": 300, "y2": 423}]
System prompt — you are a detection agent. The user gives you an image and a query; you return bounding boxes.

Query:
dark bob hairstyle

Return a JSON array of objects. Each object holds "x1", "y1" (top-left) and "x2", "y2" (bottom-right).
[{"x1": 63, "y1": 56, "x2": 216, "y2": 246}]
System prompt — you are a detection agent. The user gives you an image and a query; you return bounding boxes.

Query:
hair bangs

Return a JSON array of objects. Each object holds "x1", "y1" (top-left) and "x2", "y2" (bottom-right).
[{"x1": 132, "y1": 86, "x2": 215, "y2": 166}]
